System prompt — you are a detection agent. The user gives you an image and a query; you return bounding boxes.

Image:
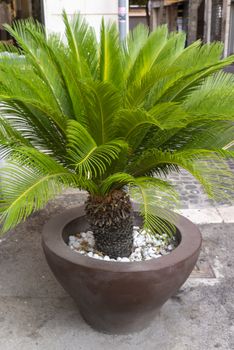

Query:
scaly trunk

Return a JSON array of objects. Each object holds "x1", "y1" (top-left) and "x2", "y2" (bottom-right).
[{"x1": 85, "y1": 189, "x2": 134, "y2": 259}]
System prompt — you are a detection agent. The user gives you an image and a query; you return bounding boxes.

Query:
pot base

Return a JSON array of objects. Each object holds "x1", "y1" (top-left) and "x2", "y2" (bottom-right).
[{"x1": 42, "y1": 205, "x2": 201, "y2": 334}]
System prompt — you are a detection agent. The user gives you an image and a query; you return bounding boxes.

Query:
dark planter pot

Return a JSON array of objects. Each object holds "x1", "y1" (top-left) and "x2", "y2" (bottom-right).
[{"x1": 42, "y1": 204, "x2": 202, "y2": 334}]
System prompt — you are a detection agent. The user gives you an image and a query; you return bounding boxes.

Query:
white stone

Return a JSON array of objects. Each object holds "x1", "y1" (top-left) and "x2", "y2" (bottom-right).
[
  {"x1": 134, "y1": 247, "x2": 142, "y2": 253},
  {"x1": 68, "y1": 225, "x2": 176, "y2": 262},
  {"x1": 85, "y1": 237, "x2": 95, "y2": 247},
  {"x1": 119, "y1": 257, "x2": 130, "y2": 262},
  {"x1": 103, "y1": 255, "x2": 110, "y2": 261},
  {"x1": 72, "y1": 242, "x2": 81, "y2": 249},
  {"x1": 154, "y1": 240, "x2": 162, "y2": 247},
  {"x1": 133, "y1": 230, "x2": 139, "y2": 237},
  {"x1": 151, "y1": 254, "x2": 162, "y2": 259},
  {"x1": 148, "y1": 247, "x2": 157, "y2": 255},
  {"x1": 93, "y1": 254, "x2": 102, "y2": 259},
  {"x1": 146, "y1": 236, "x2": 153, "y2": 244},
  {"x1": 134, "y1": 236, "x2": 146, "y2": 247},
  {"x1": 130, "y1": 252, "x2": 142, "y2": 261}
]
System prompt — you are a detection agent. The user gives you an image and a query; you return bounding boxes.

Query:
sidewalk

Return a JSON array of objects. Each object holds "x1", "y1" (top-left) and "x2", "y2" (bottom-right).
[{"x1": 0, "y1": 187, "x2": 233, "y2": 349}]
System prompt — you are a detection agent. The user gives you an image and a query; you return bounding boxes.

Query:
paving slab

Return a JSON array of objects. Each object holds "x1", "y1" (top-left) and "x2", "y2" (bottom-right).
[
  {"x1": 178, "y1": 208, "x2": 223, "y2": 224},
  {"x1": 216, "y1": 206, "x2": 234, "y2": 223},
  {"x1": 0, "y1": 194, "x2": 233, "y2": 350}
]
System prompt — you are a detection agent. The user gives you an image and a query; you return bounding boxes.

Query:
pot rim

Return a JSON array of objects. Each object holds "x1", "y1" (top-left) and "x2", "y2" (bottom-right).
[{"x1": 42, "y1": 204, "x2": 202, "y2": 273}]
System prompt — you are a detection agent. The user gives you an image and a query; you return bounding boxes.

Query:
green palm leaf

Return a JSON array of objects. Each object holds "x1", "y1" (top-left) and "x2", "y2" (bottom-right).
[
  {"x1": 79, "y1": 81, "x2": 122, "y2": 144},
  {"x1": 0, "y1": 149, "x2": 96, "y2": 233},
  {"x1": 128, "y1": 148, "x2": 233, "y2": 200},
  {"x1": 99, "y1": 20, "x2": 123, "y2": 88},
  {"x1": 66, "y1": 120, "x2": 128, "y2": 177},
  {"x1": 62, "y1": 11, "x2": 98, "y2": 80},
  {"x1": 127, "y1": 25, "x2": 168, "y2": 85}
]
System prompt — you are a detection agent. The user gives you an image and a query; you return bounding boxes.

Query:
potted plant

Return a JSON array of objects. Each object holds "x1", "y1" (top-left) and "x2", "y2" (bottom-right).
[{"x1": 0, "y1": 13, "x2": 233, "y2": 333}]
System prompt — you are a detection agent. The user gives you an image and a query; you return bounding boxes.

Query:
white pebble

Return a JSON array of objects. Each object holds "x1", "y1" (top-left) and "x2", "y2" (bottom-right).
[
  {"x1": 67, "y1": 226, "x2": 175, "y2": 262},
  {"x1": 130, "y1": 254, "x2": 141, "y2": 261},
  {"x1": 103, "y1": 255, "x2": 110, "y2": 261},
  {"x1": 119, "y1": 257, "x2": 130, "y2": 262},
  {"x1": 72, "y1": 242, "x2": 81, "y2": 249},
  {"x1": 151, "y1": 254, "x2": 162, "y2": 259},
  {"x1": 133, "y1": 230, "x2": 139, "y2": 237},
  {"x1": 93, "y1": 253, "x2": 102, "y2": 259},
  {"x1": 134, "y1": 236, "x2": 146, "y2": 247}
]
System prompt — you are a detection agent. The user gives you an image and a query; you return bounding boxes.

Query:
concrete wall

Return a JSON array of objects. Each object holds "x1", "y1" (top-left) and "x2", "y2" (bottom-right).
[{"x1": 42, "y1": 0, "x2": 122, "y2": 37}]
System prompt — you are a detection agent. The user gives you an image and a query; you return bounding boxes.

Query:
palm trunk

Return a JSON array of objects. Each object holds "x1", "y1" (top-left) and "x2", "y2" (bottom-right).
[{"x1": 85, "y1": 189, "x2": 134, "y2": 259}]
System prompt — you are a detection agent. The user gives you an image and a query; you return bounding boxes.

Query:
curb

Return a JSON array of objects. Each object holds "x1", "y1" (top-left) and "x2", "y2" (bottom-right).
[{"x1": 177, "y1": 206, "x2": 234, "y2": 224}]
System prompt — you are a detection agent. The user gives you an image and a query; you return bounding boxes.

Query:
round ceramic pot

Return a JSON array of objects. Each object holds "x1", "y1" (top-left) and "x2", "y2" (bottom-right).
[{"x1": 42, "y1": 205, "x2": 201, "y2": 334}]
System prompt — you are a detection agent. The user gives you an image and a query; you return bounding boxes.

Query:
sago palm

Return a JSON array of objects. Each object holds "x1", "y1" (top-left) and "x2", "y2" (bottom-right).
[{"x1": 0, "y1": 13, "x2": 233, "y2": 258}]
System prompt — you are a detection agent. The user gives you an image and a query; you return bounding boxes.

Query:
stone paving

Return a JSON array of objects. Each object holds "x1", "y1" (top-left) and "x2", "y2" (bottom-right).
[
  {"x1": 168, "y1": 171, "x2": 233, "y2": 209},
  {"x1": 167, "y1": 160, "x2": 234, "y2": 209}
]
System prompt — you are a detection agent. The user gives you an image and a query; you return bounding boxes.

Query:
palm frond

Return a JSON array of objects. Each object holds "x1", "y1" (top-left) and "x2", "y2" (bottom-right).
[
  {"x1": 62, "y1": 11, "x2": 98, "y2": 79},
  {"x1": 167, "y1": 121, "x2": 234, "y2": 151},
  {"x1": 122, "y1": 23, "x2": 149, "y2": 80},
  {"x1": 127, "y1": 148, "x2": 234, "y2": 201},
  {"x1": 99, "y1": 19, "x2": 123, "y2": 88},
  {"x1": 114, "y1": 109, "x2": 161, "y2": 150},
  {"x1": 130, "y1": 177, "x2": 178, "y2": 236},
  {"x1": 0, "y1": 103, "x2": 67, "y2": 160},
  {"x1": 0, "y1": 149, "x2": 97, "y2": 233},
  {"x1": 4, "y1": 19, "x2": 73, "y2": 118},
  {"x1": 183, "y1": 71, "x2": 234, "y2": 121},
  {"x1": 66, "y1": 120, "x2": 128, "y2": 178},
  {"x1": 127, "y1": 25, "x2": 168, "y2": 84},
  {"x1": 79, "y1": 81, "x2": 122, "y2": 144}
]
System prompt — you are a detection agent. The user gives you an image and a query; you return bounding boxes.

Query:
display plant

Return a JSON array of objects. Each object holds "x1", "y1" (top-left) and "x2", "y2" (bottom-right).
[{"x1": 0, "y1": 13, "x2": 233, "y2": 333}]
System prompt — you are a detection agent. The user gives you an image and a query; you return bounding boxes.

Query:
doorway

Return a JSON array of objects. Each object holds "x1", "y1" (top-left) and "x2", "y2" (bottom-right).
[{"x1": 0, "y1": 0, "x2": 44, "y2": 43}]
